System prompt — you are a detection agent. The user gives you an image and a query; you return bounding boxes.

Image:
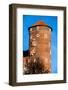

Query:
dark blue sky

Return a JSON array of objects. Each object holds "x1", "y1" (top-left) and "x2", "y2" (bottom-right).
[{"x1": 23, "y1": 15, "x2": 57, "y2": 73}]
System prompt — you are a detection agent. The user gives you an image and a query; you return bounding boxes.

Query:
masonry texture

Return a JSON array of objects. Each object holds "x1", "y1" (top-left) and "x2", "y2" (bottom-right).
[{"x1": 23, "y1": 21, "x2": 52, "y2": 74}]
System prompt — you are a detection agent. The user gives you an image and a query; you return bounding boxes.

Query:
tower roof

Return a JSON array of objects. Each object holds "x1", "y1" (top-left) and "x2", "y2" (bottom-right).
[
  {"x1": 32, "y1": 21, "x2": 48, "y2": 27},
  {"x1": 28, "y1": 21, "x2": 52, "y2": 31}
]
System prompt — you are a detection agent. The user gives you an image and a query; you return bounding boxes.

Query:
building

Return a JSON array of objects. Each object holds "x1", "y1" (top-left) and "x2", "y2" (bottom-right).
[{"x1": 28, "y1": 21, "x2": 52, "y2": 73}]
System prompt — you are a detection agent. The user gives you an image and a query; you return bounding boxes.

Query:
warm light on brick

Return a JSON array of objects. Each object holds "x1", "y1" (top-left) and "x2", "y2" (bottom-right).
[{"x1": 29, "y1": 21, "x2": 52, "y2": 73}]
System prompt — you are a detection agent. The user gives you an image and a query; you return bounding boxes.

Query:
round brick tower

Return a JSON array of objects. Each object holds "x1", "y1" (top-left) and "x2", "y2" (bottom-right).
[{"x1": 28, "y1": 21, "x2": 52, "y2": 73}]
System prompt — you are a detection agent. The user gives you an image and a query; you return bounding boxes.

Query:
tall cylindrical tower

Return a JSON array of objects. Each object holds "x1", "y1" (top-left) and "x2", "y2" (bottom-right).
[{"x1": 28, "y1": 21, "x2": 52, "y2": 73}]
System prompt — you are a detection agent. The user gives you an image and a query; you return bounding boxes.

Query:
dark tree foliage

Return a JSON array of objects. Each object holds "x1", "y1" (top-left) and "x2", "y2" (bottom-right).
[{"x1": 24, "y1": 57, "x2": 49, "y2": 74}]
